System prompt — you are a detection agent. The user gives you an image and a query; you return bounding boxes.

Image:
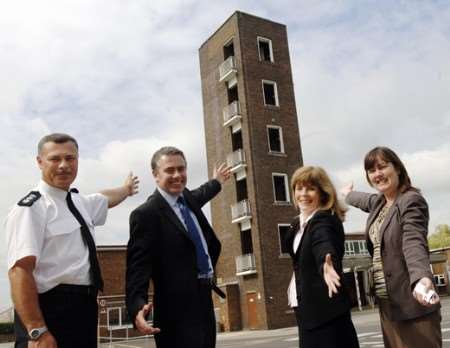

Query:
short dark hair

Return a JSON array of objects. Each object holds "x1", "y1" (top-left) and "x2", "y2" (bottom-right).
[
  {"x1": 364, "y1": 146, "x2": 416, "y2": 193},
  {"x1": 38, "y1": 133, "x2": 79, "y2": 155},
  {"x1": 151, "y1": 146, "x2": 186, "y2": 171}
]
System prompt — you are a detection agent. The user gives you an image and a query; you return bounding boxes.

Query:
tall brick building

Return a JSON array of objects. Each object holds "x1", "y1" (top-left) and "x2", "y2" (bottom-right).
[{"x1": 199, "y1": 11, "x2": 303, "y2": 330}]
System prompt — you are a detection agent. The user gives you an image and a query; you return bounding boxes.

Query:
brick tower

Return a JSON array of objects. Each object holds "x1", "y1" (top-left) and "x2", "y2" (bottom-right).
[{"x1": 199, "y1": 11, "x2": 303, "y2": 330}]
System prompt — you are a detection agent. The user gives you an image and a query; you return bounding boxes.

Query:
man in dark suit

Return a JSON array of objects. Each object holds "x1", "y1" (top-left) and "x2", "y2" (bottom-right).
[{"x1": 126, "y1": 146, "x2": 231, "y2": 348}]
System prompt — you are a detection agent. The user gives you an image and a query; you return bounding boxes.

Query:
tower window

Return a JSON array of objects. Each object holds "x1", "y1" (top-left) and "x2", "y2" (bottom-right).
[
  {"x1": 272, "y1": 173, "x2": 290, "y2": 203},
  {"x1": 223, "y1": 40, "x2": 235, "y2": 60},
  {"x1": 262, "y1": 80, "x2": 279, "y2": 106},
  {"x1": 267, "y1": 126, "x2": 284, "y2": 153},
  {"x1": 257, "y1": 37, "x2": 273, "y2": 62},
  {"x1": 241, "y1": 229, "x2": 253, "y2": 254},
  {"x1": 227, "y1": 85, "x2": 238, "y2": 103},
  {"x1": 278, "y1": 224, "x2": 291, "y2": 255},
  {"x1": 231, "y1": 130, "x2": 243, "y2": 151},
  {"x1": 236, "y1": 179, "x2": 248, "y2": 201}
]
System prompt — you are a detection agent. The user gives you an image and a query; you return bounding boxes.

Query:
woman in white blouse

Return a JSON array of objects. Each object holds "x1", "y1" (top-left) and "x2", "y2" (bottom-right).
[{"x1": 286, "y1": 166, "x2": 359, "y2": 348}]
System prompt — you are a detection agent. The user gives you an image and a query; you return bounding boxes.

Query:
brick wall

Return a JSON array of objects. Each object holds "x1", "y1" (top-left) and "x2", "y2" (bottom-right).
[{"x1": 200, "y1": 11, "x2": 302, "y2": 330}]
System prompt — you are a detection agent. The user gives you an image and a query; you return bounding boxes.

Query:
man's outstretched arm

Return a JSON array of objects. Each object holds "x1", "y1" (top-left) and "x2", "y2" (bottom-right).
[{"x1": 100, "y1": 172, "x2": 139, "y2": 208}]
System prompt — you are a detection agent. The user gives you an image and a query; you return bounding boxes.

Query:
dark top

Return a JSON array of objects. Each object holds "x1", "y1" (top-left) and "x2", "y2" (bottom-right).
[
  {"x1": 125, "y1": 180, "x2": 222, "y2": 326},
  {"x1": 286, "y1": 210, "x2": 351, "y2": 329}
]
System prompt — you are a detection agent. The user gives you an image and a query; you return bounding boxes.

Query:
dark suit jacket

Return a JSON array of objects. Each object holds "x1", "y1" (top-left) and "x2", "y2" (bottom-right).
[
  {"x1": 125, "y1": 180, "x2": 222, "y2": 329},
  {"x1": 346, "y1": 189, "x2": 439, "y2": 320},
  {"x1": 286, "y1": 210, "x2": 351, "y2": 330}
]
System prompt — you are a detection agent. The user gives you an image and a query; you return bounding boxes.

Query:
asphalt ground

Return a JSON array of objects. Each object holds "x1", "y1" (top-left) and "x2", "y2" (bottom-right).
[
  {"x1": 2, "y1": 297, "x2": 450, "y2": 347},
  {"x1": 95, "y1": 296, "x2": 450, "y2": 348}
]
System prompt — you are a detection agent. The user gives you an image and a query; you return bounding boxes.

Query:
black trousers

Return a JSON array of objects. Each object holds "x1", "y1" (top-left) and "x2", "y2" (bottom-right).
[
  {"x1": 154, "y1": 282, "x2": 216, "y2": 348},
  {"x1": 295, "y1": 308, "x2": 360, "y2": 348},
  {"x1": 14, "y1": 285, "x2": 98, "y2": 348}
]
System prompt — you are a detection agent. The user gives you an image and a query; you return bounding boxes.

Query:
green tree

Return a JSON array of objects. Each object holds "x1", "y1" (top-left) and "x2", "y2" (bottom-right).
[{"x1": 428, "y1": 224, "x2": 450, "y2": 249}]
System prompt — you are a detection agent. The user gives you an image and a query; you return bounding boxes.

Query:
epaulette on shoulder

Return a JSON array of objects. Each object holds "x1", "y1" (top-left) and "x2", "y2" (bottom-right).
[{"x1": 18, "y1": 191, "x2": 41, "y2": 207}]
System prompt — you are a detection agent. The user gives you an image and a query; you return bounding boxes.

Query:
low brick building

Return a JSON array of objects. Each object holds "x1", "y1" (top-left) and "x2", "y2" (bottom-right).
[
  {"x1": 97, "y1": 239, "x2": 449, "y2": 336},
  {"x1": 97, "y1": 245, "x2": 152, "y2": 343},
  {"x1": 430, "y1": 247, "x2": 450, "y2": 295}
]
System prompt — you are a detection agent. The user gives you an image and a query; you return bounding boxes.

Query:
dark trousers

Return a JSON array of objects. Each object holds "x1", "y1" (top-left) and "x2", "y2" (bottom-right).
[
  {"x1": 154, "y1": 282, "x2": 216, "y2": 348},
  {"x1": 295, "y1": 309, "x2": 359, "y2": 348},
  {"x1": 294, "y1": 306, "x2": 301, "y2": 347},
  {"x1": 14, "y1": 285, "x2": 98, "y2": 348}
]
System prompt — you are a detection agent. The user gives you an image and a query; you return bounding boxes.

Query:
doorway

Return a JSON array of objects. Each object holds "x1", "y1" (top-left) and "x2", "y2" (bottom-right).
[{"x1": 246, "y1": 292, "x2": 258, "y2": 329}]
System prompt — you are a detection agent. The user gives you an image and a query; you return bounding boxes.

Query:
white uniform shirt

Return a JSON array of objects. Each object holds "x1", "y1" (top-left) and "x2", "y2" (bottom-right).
[
  {"x1": 157, "y1": 187, "x2": 214, "y2": 278},
  {"x1": 287, "y1": 210, "x2": 318, "y2": 308},
  {"x1": 5, "y1": 180, "x2": 108, "y2": 293}
]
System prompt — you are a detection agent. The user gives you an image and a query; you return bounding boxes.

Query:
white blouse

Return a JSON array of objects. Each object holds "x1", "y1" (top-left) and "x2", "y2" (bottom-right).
[{"x1": 287, "y1": 210, "x2": 318, "y2": 308}]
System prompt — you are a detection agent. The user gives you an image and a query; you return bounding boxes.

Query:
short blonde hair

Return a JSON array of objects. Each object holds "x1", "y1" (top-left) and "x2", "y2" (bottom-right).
[{"x1": 290, "y1": 166, "x2": 347, "y2": 221}]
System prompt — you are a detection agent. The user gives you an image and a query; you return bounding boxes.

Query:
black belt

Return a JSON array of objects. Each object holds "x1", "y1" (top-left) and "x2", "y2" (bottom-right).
[
  {"x1": 47, "y1": 284, "x2": 97, "y2": 297},
  {"x1": 198, "y1": 278, "x2": 226, "y2": 299}
]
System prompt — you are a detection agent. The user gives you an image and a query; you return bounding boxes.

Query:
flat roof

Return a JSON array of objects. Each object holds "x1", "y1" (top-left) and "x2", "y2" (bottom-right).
[{"x1": 199, "y1": 10, "x2": 286, "y2": 49}]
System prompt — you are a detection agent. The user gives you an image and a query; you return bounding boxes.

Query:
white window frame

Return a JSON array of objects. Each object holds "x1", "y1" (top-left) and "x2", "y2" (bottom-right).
[
  {"x1": 277, "y1": 223, "x2": 291, "y2": 256},
  {"x1": 107, "y1": 307, "x2": 122, "y2": 330},
  {"x1": 344, "y1": 240, "x2": 369, "y2": 256},
  {"x1": 107, "y1": 306, "x2": 147, "y2": 330},
  {"x1": 434, "y1": 274, "x2": 446, "y2": 286},
  {"x1": 257, "y1": 36, "x2": 274, "y2": 62},
  {"x1": 272, "y1": 173, "x2": 290, "y2": 203},
  {"x1": 357, "y1": 240, "x2": 369, "y2": 255},
  {"x1": 267, "y1": 125, "x2": 285, "y2": 154},
  {"x1": 262, "y1": 80, "x2": 279, "y2": 107},
  {"x1": 344, "y1": 241, "x2": 356, "y2": 256},
  {"x1": 223, "y1": 37, "x2": 235, "y2": 58}
]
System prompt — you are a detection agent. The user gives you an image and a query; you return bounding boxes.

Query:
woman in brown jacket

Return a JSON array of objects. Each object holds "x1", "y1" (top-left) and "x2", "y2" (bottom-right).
[{"x1": 342, "y1": 146, "x2": 441, "y2": 348}]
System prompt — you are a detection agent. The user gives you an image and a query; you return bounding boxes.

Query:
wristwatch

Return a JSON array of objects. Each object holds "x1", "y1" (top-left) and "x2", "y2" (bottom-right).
[{"x1": 28, "y1": 326, "x2": 48, "y2": 340}]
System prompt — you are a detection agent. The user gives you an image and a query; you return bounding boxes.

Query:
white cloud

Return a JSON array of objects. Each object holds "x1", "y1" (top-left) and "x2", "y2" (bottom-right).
[
  {"x1": 404, "y1": 146, "x2": 450, "y2": 230},
  {"x1": 404, "y1": 145, "x2": 450, "y2": 193},
  {"x1": 292, "y1": 1, "x2": 450, "y2": 172},
  {"x1": 1, "y1": 0, "x2": 450, "y2": 311}
]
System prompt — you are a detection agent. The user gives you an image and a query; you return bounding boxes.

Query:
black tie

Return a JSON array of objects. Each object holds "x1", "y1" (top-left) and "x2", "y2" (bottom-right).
[{"x1": 66, "y1": 190, "x2": 104, "y2": 292}]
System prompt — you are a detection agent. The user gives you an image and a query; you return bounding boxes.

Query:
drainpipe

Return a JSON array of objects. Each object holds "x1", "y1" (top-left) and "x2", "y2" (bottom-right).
[{"x1": 353, "y1": 266, "x2": 362, "y2": 311}]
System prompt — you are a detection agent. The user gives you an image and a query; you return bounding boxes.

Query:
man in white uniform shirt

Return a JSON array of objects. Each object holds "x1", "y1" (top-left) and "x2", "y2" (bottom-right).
[{"x1": 6, "y1": 133, "x2": 139, "y2": 348}]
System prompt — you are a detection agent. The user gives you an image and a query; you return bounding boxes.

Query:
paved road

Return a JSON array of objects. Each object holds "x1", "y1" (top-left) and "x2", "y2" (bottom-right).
[
  {"x1": 213, "y1": 297, "x2": 450, "y2": 348},
  {"x1": 216, "y1": 307, "x2": 381, "y2": 348},
  {"x1": 1, "y1": 297, "x2": 449, "y2": 347}
]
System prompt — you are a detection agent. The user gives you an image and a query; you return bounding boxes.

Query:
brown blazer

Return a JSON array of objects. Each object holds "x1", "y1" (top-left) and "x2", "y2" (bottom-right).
[{"x1": 346, "y1": 189, "x2": 440, "y2": 321}]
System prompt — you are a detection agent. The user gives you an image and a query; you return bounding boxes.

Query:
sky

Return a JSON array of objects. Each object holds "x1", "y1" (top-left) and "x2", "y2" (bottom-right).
[{"x1": 1, "y1": 0, "x2": 450, "y2": 310}]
